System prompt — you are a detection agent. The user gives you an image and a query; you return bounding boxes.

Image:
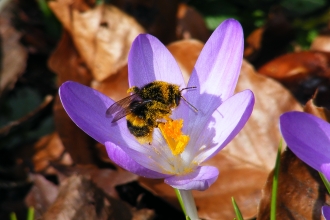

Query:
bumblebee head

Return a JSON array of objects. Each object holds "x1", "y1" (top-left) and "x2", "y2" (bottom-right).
[{"x1": 175, "y1": 93, "x2": 181, "y2": 106}]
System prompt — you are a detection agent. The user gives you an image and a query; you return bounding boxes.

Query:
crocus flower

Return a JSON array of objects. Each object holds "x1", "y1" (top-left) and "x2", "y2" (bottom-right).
[
  {"x1": 323, "y1": 206, "x2": 330, "y2": 220},
  {"x1": 280, "y1": 111, "x2": 330, "y2": 220},
  {"x1": 59, "y1": 19, "x2": 254, "y2": 219}
]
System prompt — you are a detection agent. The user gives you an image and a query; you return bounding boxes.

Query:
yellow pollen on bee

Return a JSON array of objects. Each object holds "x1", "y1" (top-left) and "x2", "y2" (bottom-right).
[{"x1": 158, "y1": 119, "x2": 189, "y2": 156}]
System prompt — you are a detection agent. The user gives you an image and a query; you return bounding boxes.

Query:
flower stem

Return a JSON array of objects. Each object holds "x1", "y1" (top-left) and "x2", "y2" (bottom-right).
[{"x1": 178, "y1": 190, "x2": 199, "y2": 220}]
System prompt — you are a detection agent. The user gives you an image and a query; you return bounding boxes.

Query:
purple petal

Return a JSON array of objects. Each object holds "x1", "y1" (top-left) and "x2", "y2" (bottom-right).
[
  {"x1": 59, "y1": 81, "x2": 117, "y2": 144},
  {"x1": 280, "y1": 112, "x2": 330, "y2": 173},
  {"x1": 191, "y1": 90, "x2": 254, "y2": 163},
  {"x1": 321, "y1": 163, "x2": 330, "y2": 182},
  {"x1": 164, "y1": 166, "x2": 219, "y2": 191},
  {"x1": 128, "y1": 34, "x2": 185, "y2": 88},
  {"x1": 59, "y1": 82, "x2": 142, "y2": 153},
  {"x1": 323, "y1": 206, "x2": 330, "y2": 220},
  {"x1": 186, "y1": 19, "x2": 243, "y2": 116},
  {"x1": 105, "y1": 142, "x2": 171, "y2": 179}
]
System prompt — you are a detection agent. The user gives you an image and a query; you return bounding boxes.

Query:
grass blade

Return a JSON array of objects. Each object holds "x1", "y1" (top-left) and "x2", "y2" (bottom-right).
[
  {"x1": 319, "y1": 172, "x2": 330, "y2": 194},
  {"x1": 27, "y1": 207, "x2": 34, "y2": 220},
  {"x1": 231, "y1": 197, "x2": 243, "y2": 220},
  {"x1": 271, "y1": 139, "x2": 282, "y2": 220},
  {"x1": 9, "y1": 212, "x2": 17, "y2": 220}
]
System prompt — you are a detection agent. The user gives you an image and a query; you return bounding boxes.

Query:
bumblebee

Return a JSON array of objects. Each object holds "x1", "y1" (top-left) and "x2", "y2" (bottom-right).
[{"x1": 106, "y1": 81, "x2": 197, "y2": 143}]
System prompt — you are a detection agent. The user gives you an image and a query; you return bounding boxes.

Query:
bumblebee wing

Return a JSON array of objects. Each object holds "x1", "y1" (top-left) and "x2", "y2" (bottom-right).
[{"x1": 106, "y1": 94, "x2": 142, "y2": 123}]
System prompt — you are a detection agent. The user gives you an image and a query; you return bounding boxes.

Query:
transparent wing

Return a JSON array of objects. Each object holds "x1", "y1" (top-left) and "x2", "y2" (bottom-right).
[{"x1": 106, "y1": 94, "x2": 143, "y2": 123}]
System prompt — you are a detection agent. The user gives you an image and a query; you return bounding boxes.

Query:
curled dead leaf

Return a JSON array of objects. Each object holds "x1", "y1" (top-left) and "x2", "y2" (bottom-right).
[
  {"x1": 176, "y1": 3, "x2": 210, "y2": 42},
  {"x1": 304, "y1": 95, "x2": 330, "y2": 121},
  {"x1": 258, "y1": 51, "x2": 330, "y2": 83},
  {"x1": 33, "y1": 132, "x2": 73, "y2": 174},
  {"x1": 311, "y1": 34, "x2": 330, "y2": 52},
  {"x1": 25, "y1": 174, "x2": 59, "y2": 219},
  {"x1": 0, "y1": 2, "x2": 27, "y2": 95},
  {"x1": 43, "y1": 175, "x2": 133, "y2": 220},
  {"x1": 49, "y1": 1, "x2": 145, "y2": 81}
]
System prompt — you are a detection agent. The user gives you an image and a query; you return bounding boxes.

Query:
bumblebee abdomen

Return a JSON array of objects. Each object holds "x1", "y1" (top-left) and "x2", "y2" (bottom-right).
[{"x1": 127, "y1": 120, "x2": 152, "y2": 137}]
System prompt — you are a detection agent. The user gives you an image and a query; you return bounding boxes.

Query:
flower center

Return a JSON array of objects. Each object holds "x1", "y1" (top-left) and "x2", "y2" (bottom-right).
[{"x1": 158, "y1": 119, "x2": 189, "y2": 156}]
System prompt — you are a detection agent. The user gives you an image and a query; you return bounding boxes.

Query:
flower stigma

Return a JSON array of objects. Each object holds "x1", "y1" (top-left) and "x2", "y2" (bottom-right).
[{"x1": 158, "y1": 119, "x2": 189, "y2": 156}]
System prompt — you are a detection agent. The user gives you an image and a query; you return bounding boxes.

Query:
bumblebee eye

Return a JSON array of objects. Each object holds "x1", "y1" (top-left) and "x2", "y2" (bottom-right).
[{"x1": 175, "y1": 95, "x2": 181, "y2": 106}]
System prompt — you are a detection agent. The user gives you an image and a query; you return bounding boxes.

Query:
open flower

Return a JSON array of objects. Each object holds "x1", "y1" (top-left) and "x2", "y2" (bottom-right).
[
  {"x1": 59, "y1": 19, "x2": 254, "y2": 192},
  {"x1": 280, "y1": 111, "x2": 330, "y2": 219}
]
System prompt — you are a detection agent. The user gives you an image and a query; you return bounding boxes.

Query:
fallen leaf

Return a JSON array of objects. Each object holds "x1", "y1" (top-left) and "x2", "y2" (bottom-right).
[
  {"x1": 48, "y1": 31, "x2": 93, "y2": 86},
  {"x1": 49, "y1": 30, "x2": 97, "y2": 164},
  {"x1": 43, "y1": 175, "x2": 133, "y2": 220},
  {"x1": 258, "y1": 51, "x2": 330, "y2": 108},
  {"x1": 91, "y1": 65, "x2": 129, "y2": 102},
  {"x1": 166, "y1": 39, "x2": 204, "y2": 84},
  {"x1": 176, "y1": 3, "x2": 210, "y2": 42},
  {"x1": 33, "y1": 132, "x2": 73, "y2": 174},
  {"x1": 0, "y1": 1, "x2": 28, "y2": 95},
  {"x1": 49, "y1": 1, "x2": 145, "y2": 81},
  {"x1": 304, "y1": 94, "x2": 330, "y2": 121},
  {"x1": 258, "y1": 51, "x2": 330, "y2": 83},
  {"x1": 311, "y1": 34, "x2": 330, "y2": 52},
  {"x1": 25, "y1": 174, "x2": 59, "y2": 219},
  {"x1": 50, "y1": 164, "x2": 137, "y2": 199}
]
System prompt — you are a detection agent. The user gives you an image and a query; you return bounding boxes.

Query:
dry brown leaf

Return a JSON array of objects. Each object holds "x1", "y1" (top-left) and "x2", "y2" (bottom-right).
[
  {"x1": 33, "y1": 132, "x2": 73, "y2": 174},
  {"x1": 258, "y1": 51, "x2": 330, "y2": 83},
  {"x1": 49, "y1": 30, "x2": 98, "y2": 164},
  {"x1": 167, "y1": 39, "x2": 204, "y2": 84},
  {"x1": 304, "y1": 95, "x2": 330, "y2": 121},
  {"x1": 138, "y1": 39, "x2": 302, "y2": 219},
  {"x1": 91, "y1": 64, "x2": 129, "y2": 102},
  {"x1": 43, "y1": 175, "x2": 133, "y2": 220},
  {"x1": 311, "y1": 34, "x2": 330, "y2": 52},
  {"x1": 25, "y1": 174, "x2": 59, "y2": 219},
  {"x1": 48, "y1": 31, "x2": 93, "y2": 86},
  {"x1": 258, "y1": 51, "x2": 330, "y2": 108},
  {"x1": 0, "y1": 1, "x2": 27, "y2": 95},
  {"x1": 50, "y1": 164, "x2": 137, "y2": 199},
  {"x1": 176, "y1": 3, "x2": 210, "y2": 42},
  {"x1": 49, "y1": 1, "x2": 145, "y2": 81}
]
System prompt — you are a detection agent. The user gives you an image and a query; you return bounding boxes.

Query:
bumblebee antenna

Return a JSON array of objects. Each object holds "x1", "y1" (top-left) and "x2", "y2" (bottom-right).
[
  {"x1": 181, "y1": 96, "x2": 198, "y2": 112},
  {"x1": 180, "y1": 86, "x2": 197, "y2": 92},
  {"x1": 180, "y1": 86, "x2": 198, "y2": 112}
]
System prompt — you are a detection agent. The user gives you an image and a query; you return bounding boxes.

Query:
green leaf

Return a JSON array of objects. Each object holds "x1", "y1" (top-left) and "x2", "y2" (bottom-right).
[
  {"x1": 271, "y1": 139, "x2": 282, "y2": 220},
  {"x1": 27, "y1": 207, "x2": 34, "y2": 220},
  {"x1": 9, "y1": 212, "x2": 17, "y2": 220},
  {"x1": 231, "y1": 197, "x2": 243, "y2": 220},
  {"x1": 319, "y1": 172, "x2": 330, "y2": 194}
]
